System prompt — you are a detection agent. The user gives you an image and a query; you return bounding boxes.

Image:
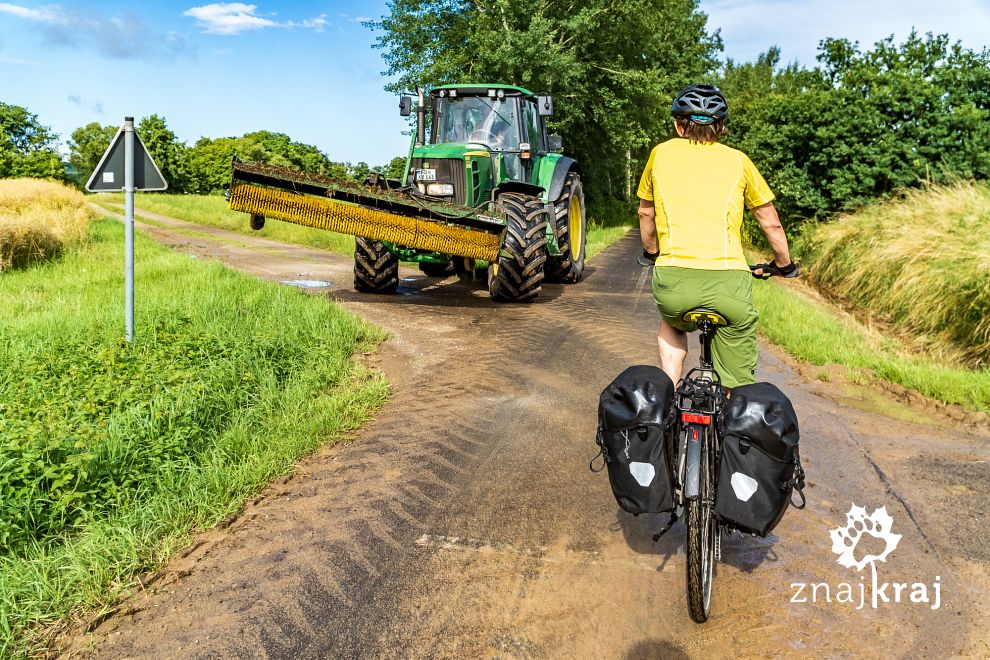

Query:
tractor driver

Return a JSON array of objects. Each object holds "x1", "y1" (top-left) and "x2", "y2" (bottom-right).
[{"x1": 637, "y1": 84, "x2": 798, "y2": 389}]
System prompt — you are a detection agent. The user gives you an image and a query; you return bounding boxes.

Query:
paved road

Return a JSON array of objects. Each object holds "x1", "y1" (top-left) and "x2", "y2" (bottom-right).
[{"x1": 70, "y1": 207, "x2": 989, "y2": 658}]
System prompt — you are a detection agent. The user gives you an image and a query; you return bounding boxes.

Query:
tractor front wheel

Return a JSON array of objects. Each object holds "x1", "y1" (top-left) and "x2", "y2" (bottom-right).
[
  {"x1": 546, "y1": 172, "x2": 586, "y2": 283},
  {"x1": 354, "y1": 237, "x2": 399, "y2": 294},
  {"x1": 488, "y1": 193, "x2": 548, "y2": 302}
]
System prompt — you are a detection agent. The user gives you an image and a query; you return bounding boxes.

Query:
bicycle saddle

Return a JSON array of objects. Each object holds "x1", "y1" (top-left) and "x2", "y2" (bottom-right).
[{"x1": 682, "y1": 308, "x2": 728, "y2": 326}]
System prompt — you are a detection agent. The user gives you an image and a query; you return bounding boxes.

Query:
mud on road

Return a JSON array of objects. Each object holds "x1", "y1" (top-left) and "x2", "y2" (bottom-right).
[{"x1": 66, "y1": 207, "x2": 990, "y2": 658}]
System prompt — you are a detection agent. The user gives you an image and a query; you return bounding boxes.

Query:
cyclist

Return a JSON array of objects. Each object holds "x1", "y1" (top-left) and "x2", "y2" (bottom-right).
[{"x1": 637, "y1": 83, "x2": 797, "y2": 388}]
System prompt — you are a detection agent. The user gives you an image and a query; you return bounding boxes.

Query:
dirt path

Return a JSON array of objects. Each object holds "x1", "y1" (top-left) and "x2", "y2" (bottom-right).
[{"x1": 66, "y1": 206, "x2": 989, "y2": 658}]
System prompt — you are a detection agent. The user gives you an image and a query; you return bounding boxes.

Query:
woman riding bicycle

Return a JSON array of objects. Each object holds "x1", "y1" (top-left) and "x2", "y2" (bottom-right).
[{"x1": 637, "y1": 83, "x2": 798, "y2": 389}]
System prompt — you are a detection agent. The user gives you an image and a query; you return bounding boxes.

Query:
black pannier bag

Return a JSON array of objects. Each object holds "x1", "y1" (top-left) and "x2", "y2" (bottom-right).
[
  {"x1": 595, "y1": 365, "x2": 675, "y2": 515},
  {"x1": 715, "y1": 382, "x2": 806, "y2": 536}
]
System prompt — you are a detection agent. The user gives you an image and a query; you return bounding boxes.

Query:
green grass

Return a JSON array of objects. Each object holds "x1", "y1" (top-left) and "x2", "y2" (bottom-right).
[
  {"x1": 95, "y1": 192, "x2": 356, "y2": 255},
  {"x1": 0, "y1": 217, "x2": 388, "y2": 654},
  {"x1": 751, "y1": 275, "x2": 990, "y2": 413}
]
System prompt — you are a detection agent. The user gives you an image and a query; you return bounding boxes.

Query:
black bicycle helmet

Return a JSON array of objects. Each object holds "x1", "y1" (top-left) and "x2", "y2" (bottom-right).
[{"x1": 671, "y1": 84, "x2": 728, "y2": 124}]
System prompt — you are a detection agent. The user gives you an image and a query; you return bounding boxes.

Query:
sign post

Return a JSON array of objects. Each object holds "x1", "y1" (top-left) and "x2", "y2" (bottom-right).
[{"x1": 86, "y1": 117, "x2": 167, "y2": 342}]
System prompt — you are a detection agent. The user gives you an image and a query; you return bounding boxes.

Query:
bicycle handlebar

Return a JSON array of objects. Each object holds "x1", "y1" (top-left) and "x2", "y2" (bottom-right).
[
  {"x1": 748, "y1": 261, "x2": 799, "y2": 279},
  {"x1": 635, "y1": 253, "x2": 800, "y2": 279}
]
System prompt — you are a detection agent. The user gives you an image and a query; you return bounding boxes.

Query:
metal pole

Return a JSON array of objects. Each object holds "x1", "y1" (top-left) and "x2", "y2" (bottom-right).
[{"x1": 123, "y1": 117, "x2": 135, "y2": 342}]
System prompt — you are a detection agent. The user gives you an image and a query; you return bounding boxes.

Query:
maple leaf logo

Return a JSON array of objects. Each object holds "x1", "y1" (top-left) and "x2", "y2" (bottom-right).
[{"x1": 829, "y1": 504, "x2": 901, "y2": 572}]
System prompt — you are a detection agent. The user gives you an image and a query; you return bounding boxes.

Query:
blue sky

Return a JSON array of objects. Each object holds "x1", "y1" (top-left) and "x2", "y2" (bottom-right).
[{"x1": 1, "y1": 1, "x2": 988, "y2": 166}]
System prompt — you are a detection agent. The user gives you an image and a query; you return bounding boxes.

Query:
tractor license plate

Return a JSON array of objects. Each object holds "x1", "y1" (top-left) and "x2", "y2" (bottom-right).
[{"x1": 416, "y1": 168, "x2": 437, "y2": 181}]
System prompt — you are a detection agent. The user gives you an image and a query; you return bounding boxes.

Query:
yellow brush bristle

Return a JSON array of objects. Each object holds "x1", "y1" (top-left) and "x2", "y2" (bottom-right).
[{"x1": 229, "y1": 184, "x2": 502, "y2": 262}]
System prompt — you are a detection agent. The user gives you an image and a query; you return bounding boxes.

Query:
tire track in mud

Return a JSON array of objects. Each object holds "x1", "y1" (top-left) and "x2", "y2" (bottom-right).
[{"x1": 66, "y1": 211, "x2": 987, "y2": 659}]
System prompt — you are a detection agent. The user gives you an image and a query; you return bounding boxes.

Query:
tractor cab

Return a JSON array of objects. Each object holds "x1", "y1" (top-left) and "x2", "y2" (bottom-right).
[{"x1": 399, "y1": 85, "x2": 559, "y2": 206}]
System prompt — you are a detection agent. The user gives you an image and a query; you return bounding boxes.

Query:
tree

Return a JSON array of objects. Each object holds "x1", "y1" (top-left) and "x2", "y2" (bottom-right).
[
  {"x1": 368, "y1": 0, "x2": 722, "y2": 202},
  {"x1": 0, "y1": 103, "x2": 64, "y2": 180},
  {"x1": 183, "y1": 131, "x2": 350, "y2": 194},
  {"x1": 378, "y1": 155, "x2": 408, "y2": 179},
  {"x1": 68, "y1": 122, "x2": 118, "y2": 187},
  {"x1": 137, "y1": 114, "x2": 188, "y2": 192}
]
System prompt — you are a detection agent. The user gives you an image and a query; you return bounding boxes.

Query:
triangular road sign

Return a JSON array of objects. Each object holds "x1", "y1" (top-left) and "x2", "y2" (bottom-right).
[{"x1": 86, "y1": 122, "x2": 168, "y2": 192}]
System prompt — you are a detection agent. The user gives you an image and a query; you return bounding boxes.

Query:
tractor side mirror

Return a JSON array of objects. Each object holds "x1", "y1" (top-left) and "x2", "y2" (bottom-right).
[
  {"x1": 399, "y1": 96, "x2": 412, "y2": 117},
  {"x1": 537, "y1": 95, "x2": 554, "y2": 117},
  {"x1": 548, "y1": 135, "x2": 563, "y2": 152}
]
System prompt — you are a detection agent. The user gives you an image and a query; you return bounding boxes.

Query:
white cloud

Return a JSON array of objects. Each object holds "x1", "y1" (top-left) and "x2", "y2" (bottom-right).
[
  {"x1": 183, "y1": 3, "x2": 275, "y2": 35},
  {"x1": 0, "y1": 2, "x2": 193, "y2": 61},
  {"x1": 298, "y1": 15, "x2": 328, "y2": 31},
  {"x1": 184, "y1": 3, "x2": 329, "y2": 35},
  {"x1": 0, "y1": 2, "x2": 61, "y2": 22}
]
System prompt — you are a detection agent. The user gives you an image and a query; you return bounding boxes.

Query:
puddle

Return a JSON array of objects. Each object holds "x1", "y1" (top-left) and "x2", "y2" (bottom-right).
[{"x1": 281, "y1": 279, "x2": 332, "y2": 289}]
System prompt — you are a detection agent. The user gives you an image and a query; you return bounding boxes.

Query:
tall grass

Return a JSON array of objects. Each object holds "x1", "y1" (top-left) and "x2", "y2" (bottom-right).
[
  {"x1": 0, "y1": 218, "x2": 388, "y2": 654},
  {"x1": 0, "y1": 179, "x2": 94, "y2": 270},
  {"x1": 801, "y1": 182, "x2": 990, "y2": 366}
]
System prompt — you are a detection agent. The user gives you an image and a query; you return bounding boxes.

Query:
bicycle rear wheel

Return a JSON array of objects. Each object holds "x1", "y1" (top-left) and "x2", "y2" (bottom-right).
[{"x1": 686, "y1": 427, "x2": 717, "y2": 622}]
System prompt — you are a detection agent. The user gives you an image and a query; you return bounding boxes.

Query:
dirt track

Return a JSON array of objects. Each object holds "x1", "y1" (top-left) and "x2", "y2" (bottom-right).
[{"x1": 67, "y1": 207, "x2": 990, "y2": 658}]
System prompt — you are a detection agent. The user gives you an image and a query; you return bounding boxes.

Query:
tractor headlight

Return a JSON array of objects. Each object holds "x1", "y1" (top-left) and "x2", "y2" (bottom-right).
[{"x1": 426, "y1": 183, "x2": 454, "y2": 196}]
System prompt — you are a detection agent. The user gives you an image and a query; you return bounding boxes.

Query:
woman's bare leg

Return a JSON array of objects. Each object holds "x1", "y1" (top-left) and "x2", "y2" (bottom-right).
[{"x1": 658, "y1": 319, "x2": 688, "y2": 384}]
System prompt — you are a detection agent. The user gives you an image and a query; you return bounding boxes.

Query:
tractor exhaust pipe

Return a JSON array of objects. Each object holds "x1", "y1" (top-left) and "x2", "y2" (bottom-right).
[{"x1": 416, "y1": 87, "x2": 426, "y2": 147}]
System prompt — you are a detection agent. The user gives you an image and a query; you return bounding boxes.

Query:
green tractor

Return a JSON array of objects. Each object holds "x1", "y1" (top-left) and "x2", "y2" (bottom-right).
[{"x1": 228, "y1": 83, "x2": 586, "y2": 302}]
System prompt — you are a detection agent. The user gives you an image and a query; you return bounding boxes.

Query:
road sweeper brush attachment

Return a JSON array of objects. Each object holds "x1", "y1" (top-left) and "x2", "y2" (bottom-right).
[{"x1": 228, "y1": 161, "x2": 506, "y2": 262}]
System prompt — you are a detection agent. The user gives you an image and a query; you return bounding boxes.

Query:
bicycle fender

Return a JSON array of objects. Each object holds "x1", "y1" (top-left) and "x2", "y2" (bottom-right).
[{"x1": 684, "y1": 425, "x2": 703, "y2": 500}]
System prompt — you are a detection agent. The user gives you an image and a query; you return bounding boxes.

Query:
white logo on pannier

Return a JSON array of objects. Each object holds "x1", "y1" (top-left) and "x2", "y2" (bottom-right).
[
  {"x1": 730, "y1": 472, "x2": 759, "y2": 501},
  {"x1": 628, "y1": 462, "x2": 655, "y2": 487}
]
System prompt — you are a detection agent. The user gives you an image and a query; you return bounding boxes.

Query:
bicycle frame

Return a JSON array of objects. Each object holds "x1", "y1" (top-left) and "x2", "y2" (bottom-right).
[
  {"x1": 670, "y1": 318, "x2": 729, "y2": 623},
  {"x1": 673, "y1": 319, "x2": 727, "y2": 503}
]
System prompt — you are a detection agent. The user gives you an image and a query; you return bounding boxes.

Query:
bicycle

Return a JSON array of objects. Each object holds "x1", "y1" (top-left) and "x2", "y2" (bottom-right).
[{"x1": 637, "y1": 255, "x2": 791, "y2": 623}]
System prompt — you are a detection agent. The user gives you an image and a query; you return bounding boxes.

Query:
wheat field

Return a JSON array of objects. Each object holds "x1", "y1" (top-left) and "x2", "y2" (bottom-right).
[{"x1": 0, "y1": 178, "x2": 95, "y2": 271}]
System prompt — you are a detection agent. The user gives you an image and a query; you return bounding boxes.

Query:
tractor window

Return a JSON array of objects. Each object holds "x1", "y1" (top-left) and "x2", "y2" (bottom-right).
[
  {"x1": 521, "y1": 99, "x2": 542, "y2": 150},
  {"x1": 432, "y1": 96, "x2": 521, "y2": 151}
]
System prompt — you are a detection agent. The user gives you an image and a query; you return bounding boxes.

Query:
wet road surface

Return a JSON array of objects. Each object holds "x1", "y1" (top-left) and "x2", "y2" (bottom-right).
[{"x1": 67, "y1": 206, "x2": 990, "y2": 658}]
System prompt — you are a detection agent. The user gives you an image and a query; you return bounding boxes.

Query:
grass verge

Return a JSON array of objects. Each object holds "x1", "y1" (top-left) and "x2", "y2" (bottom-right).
[
  {"x1": 0, "y1": 217, "x2": 388, "y2": 654},
  {"x1": 586, "y1": 199, "x2": 635, "y2": 260},
  {"x1": 94, "y1": 192, "x2": 355, "y2": 255},
  {"x1": 751, "y1": 275, "x2": 990, "y2": 414}
]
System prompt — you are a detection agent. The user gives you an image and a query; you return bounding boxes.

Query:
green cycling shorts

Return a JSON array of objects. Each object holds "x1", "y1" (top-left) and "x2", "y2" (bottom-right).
[{"x1": 652, "y1": 266, "x2": 759, "y2": 388}]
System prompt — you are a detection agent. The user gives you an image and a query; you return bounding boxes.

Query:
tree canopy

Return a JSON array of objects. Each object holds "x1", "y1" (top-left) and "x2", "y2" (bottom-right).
[
  {"x1": 0, "y1": 103, "x2": 64, "y2": 180},
  {"x1": 68, "y1": 122, "x2": 118, "y2": 183},
  {"x1": 721, "y1": 32, "x2": 990, "y2": 227}
]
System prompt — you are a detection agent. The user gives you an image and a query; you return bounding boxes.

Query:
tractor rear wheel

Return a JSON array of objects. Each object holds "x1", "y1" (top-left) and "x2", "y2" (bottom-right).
[
  {"x1": 545, "y1": 172, "x2": 586, "y2": 283},
  {"x1": 354, "y1": 237, "x2": 399, "y2": 294},
  {"x1": 488, "y1": 193, "x2": 548, "y2": 302}
]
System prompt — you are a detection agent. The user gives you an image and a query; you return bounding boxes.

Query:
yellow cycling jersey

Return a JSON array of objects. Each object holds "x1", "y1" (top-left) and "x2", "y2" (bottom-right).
[{"x1": 637, "y1": 138, "x2": 775, "y2": 271}]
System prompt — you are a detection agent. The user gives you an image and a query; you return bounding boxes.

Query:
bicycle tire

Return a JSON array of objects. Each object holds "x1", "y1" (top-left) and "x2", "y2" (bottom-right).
[{"x1": 686, "y1": 425, "x2": 717, "y2": 622}]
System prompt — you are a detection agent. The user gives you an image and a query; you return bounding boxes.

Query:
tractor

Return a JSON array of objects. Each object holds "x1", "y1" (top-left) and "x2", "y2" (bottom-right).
[{"x1": 228, "y1": 84, "x2": 586, "y2": 302}]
